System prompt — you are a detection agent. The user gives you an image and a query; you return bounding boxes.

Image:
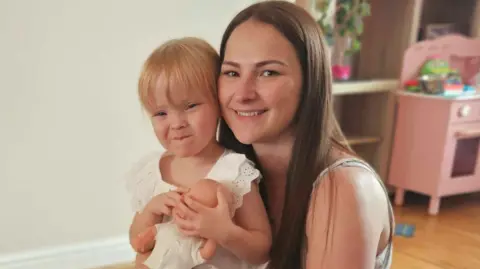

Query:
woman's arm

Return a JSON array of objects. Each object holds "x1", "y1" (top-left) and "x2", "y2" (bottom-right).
[
  {"x1": 177, "y1": 183, "x2": 272, "y2": 265},
  {"x1": 220, "y1": 183, "x2": 272, "y2": 264},
  {"x1": 305, "y1": 167, "x2": 390, "y2": 269}
]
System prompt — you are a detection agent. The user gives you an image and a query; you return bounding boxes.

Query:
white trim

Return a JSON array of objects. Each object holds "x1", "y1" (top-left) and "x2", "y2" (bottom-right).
[{"x1": 0, "y1": 236, "x2": 135, "y2": 269}]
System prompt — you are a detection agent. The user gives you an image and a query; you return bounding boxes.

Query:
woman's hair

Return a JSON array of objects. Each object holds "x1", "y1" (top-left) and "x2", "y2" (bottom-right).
[
  {"x1": 138, "y1": 37, "x2": 220, "y2": 114},
  {"x1": 218, "y1": 1, "x2": 352, "y2": 268}
]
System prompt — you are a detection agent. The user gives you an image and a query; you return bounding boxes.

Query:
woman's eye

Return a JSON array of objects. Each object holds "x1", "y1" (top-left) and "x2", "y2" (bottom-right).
[
  {"x1": 261, "y1": 70, "x2": 279, "y2": 77},
  {"x1": 223, "y1": 70, "x2": 239, "y2": 77}
]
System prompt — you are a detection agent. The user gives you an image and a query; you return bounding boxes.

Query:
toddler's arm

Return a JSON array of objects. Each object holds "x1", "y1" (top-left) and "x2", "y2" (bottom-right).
[
  {"x1": 220, "y1": 183, "x2": 272, "y2": 265},
  {"x1": 131, "y1": 225, "x2": 157, "y2": 253},
  {"x1": 129, "y1": 212, "x2": 162, "y2": 252},
  {"x1": 129, "y1": 190, "x2": 184, "y2": 252}
]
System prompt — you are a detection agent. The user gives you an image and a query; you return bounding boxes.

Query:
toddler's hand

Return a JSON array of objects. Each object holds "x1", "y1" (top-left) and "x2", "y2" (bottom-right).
[
  {"x1": 135, "y1": 251, "x2": 152, "y2": 269},
  {"x1": 144, "y1": 188, "x2": 188, "y2": 217},
  {"x1": 132, "y1": 188, "x2": 187, "y2": 254}
]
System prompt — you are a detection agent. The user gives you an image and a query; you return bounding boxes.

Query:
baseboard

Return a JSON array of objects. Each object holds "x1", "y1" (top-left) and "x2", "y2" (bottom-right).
[{"x1": 0, "y1": 236, "x2": 135, "y2": 269}]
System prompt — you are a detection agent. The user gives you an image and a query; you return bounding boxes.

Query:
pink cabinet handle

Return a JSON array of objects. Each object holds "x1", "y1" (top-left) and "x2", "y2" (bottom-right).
[{"x1": 455, "y1": 129, "x2": 480, "y2": 139}]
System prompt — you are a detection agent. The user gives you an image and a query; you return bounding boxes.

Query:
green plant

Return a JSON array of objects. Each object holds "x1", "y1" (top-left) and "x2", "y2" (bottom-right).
[{"x1": 316, "y1": 0, "x2": 371, "y2": 56}]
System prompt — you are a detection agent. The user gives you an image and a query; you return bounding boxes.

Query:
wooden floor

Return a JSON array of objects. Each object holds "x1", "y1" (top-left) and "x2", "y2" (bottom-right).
[
  {"x1": 100, "y1": 192, "x2": 480, "y2": 269},
  {"x1": 391, "y1": 192, "x2": 480, "y2": 269}
]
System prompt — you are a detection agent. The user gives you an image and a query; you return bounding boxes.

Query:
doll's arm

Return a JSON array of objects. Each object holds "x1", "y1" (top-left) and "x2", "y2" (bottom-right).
[
  {"x1": 199, "y1": 238, "x2": 217, "y2": 260},
  {"x1": 219, "y1": 183, "x2": 272, "y2": 265}
]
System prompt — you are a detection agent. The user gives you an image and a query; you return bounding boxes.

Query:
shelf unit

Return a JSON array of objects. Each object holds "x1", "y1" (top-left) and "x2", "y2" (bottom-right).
[
  {"x1": 332, "y1": 79, "x2": 397, "y2": 182},
  {"x1": 296, "y1": 0, "x2": 480, "y2": 184},
  {"x1": 332, "y1": 79, "x2": 398, "y2": 95}
]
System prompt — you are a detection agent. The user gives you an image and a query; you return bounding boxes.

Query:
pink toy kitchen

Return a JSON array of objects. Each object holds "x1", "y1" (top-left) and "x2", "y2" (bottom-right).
[{"x1": 388, "y1": 34, "x2": 480, "y2": 215}]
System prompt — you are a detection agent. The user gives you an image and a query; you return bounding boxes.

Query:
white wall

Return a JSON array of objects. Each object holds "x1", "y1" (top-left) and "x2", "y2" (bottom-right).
[{"x1": 0, "y1": 0, "x2": 253, "y2": 262}]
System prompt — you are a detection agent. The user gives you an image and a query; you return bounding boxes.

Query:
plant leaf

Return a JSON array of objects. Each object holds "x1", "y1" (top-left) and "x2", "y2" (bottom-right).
[
  {"x1": 355, "y1": 19, "x2": 364, "y2": 35},
  {"x1": 359, "y1": 2, "x2": 371, "y2": 17},
  {"x1": 351, "y1": 39, "x2": 361, "y2": 51}
]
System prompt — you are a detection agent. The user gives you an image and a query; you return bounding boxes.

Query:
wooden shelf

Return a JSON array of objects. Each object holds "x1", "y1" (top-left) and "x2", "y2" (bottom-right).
[
  {"x1": 333, "y1": 79, "x2": 399, "y2": 95},
  {"x1": 346, "y1": 136, "x2": 382, "y2": 146}
]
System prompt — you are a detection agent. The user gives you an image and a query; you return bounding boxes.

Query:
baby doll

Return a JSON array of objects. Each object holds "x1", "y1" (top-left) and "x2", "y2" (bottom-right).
[{"x1": 132, "y1": 179, "x2": 233, "y2": 269}]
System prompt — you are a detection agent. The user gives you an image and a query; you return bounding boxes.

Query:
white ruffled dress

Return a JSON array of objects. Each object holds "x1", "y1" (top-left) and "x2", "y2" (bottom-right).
[{"x1": 126, "y1": 149, "x2": 262, "y2": 269}]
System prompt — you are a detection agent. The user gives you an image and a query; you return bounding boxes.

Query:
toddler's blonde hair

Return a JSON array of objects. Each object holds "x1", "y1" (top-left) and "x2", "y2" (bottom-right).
[{"x1": 138, "y1": 37, "x2": 220, "y2": 114}]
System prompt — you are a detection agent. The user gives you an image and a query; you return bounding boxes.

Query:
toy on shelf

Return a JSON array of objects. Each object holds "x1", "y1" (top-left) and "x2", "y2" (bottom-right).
[
  {"x1": 419, "y1": 55, "x2": 450, "y2": 75},
  {"x1": 403, "y1": 54, "x2": 477, "y2": 97},
  {"x1": 400, "y1": 35, "x2": 480, "y2": 98}
]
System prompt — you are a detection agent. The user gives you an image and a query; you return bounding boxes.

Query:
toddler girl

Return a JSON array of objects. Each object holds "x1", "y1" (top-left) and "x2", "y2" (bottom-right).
[{"x1": 126, "y1": 37, "x2": 271, "y2": 269}]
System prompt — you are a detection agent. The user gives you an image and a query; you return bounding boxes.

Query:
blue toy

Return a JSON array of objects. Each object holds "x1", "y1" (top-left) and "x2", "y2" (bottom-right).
[{"x1": 394, "y1": 223, "x2": 416, "y2": 237}]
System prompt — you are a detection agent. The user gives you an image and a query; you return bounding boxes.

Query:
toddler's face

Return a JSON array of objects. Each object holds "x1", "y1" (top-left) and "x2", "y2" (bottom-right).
[{"x1": 149, "y1": 80, "x2": 219, "y2": 157}]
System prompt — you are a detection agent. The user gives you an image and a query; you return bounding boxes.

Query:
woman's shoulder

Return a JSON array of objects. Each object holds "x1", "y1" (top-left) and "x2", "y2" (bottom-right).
[
  {"x1": 313, "y1": 157, "x2": 389, "y2": 209},
  {"x1": 308, "y1": 157, "x2": 391, "y2": 241},
  {"x1": 306, "y1": 160, "x2": 392, "y2": 269}
]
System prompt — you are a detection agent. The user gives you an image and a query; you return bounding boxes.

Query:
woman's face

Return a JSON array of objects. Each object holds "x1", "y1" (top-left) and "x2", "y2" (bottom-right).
[{"x1": 218, "y1": 19, "x2": 302, "y2": 145}]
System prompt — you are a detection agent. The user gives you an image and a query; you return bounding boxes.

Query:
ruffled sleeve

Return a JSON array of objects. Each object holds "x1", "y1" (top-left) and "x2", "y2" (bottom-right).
[
  {"x1": 125, "y1": 151, "x2": 162, "y2": 213},
  {"x1": 208, "y1": 151, "x2": 262, "y2": 212},
  {"x1": 230, "y1": 157, "x2": 262, "y2": 211}
]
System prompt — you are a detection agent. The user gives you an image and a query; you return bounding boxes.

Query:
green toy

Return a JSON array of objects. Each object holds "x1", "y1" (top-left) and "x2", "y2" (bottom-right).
[{"x1": 420, "y1": 56, "x2": 451, "y2": 76}]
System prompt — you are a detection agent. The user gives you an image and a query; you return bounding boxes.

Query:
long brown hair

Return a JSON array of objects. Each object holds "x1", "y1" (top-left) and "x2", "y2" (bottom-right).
[{"x1": 218, "y1": 1, "x2": 352, "y2": 268}]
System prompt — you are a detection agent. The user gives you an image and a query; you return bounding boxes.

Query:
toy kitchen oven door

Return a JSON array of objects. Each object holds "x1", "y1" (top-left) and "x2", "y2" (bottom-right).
[
  {"x1": 444, "y1": 100, "x2": 480, "y2": 201},
  {"x1": 389, "y1": 35, "x2": 480, "y2": 215}
]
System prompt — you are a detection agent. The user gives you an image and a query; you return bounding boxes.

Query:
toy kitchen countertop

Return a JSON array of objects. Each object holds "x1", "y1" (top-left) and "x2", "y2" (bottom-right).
[{"x1": 394, "y1": 89, "x2": 480, "y2": 101}]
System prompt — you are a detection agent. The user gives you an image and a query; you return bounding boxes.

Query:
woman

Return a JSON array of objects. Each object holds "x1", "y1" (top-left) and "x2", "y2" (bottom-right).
[
  {"x1": 217, "y1": 2, "x2": 393, "y2": 269},
  {"x1": 137, "y1": 1, "x2": 394, "y2": 268}
]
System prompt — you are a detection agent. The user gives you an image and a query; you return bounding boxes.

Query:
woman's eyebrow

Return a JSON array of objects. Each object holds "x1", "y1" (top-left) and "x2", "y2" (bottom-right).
[
  {"x1": 222, "y1": 60, "x2": 287, "y2": 67},
  {"x1": 256, "y1": 60, "x2": 287, "y2": 67},
  {"x1": 222, "y1": 61, "x2": 240, "y2": 68}
]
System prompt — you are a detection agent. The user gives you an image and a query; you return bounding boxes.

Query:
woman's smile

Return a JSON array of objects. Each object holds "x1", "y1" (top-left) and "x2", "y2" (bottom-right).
[{"x1": 234, "y1": 109, "x2": 268, "y2": 117}]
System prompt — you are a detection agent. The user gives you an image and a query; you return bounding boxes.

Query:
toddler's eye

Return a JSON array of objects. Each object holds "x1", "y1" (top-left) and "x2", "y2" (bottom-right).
[
  {"x1": 186, "y1": 103, "x2": 198, "y2": 110},
  {"x1": 154, "y1": 111, "x2": 167, "y2": 117}
]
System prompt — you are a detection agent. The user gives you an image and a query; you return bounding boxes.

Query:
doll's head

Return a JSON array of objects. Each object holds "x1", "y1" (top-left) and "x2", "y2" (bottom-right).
[
  {"x1": 184, "y1": 179, "x2": 234, "y2": 209},
  {"x1": 137, "y1": 37, "x2": 221, "y2": 157}
]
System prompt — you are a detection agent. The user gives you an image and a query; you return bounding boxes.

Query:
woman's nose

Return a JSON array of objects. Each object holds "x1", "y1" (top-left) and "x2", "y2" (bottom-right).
[{"x1": 234, "y1": 75, "x2": 257, "y2": 102}]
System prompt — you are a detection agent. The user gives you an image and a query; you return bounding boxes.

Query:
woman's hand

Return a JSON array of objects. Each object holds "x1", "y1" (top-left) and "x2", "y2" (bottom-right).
[{"x1": 173, "y1": 185, "x2": 234, "y2": 243}]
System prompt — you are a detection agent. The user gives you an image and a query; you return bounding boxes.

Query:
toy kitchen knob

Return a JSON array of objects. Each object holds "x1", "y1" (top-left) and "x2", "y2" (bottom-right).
[{"x1": 458, "y1": 105, "x2": 471, "y2": 118}]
